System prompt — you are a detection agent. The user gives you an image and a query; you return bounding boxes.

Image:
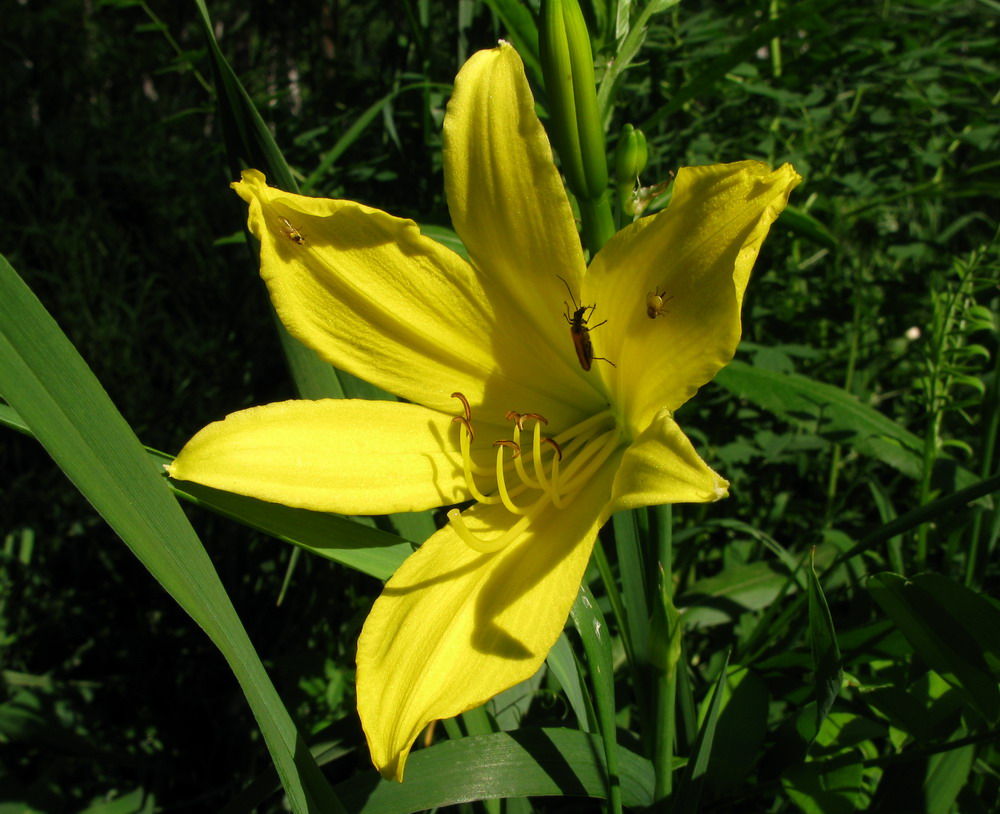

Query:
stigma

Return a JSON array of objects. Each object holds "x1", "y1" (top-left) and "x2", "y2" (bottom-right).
[{"x1": 448, "y1": 393, "x2": 619, "y2": 554}]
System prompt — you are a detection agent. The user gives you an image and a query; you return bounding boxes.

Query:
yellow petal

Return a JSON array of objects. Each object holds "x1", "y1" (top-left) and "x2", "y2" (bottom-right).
[
  {"x1": 444, "y1": 43, "x2": 606, "y2": 400},
  {"x1": 609, "y1": 408, "x2": 728, "y2": 512},
  {"x1": 356, "y1": 454, "x2": 621, "y2": 780},
  {"x1": 234, "y1": 170, "x2": 598, "y2": 429},
  {"x1": 585, "y1": 161, "x2": 801, "y2": 436},
  {"x1": 167, "y1": 399, "x2": 485, "y2": 514}
]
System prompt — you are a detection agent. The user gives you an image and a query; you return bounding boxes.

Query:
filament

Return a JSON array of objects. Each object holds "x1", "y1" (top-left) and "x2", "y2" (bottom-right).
[{"x1": 447, "y1": 396, "x2": 619, "y2": 553}]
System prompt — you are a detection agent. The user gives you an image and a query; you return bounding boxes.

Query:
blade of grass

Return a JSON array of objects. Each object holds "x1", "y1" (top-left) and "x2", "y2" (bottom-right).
[
  {"x1": 807, "y1": 549, "x2": 842, "y2": 742},
  {"x1": 0, "y1": 254, "x2": 344, "y2": 814},
  {"x1": 300, "y1": 82, "x2": 453, "y2": 194},
  {"x1": 670, "y1": 652, "x2": 731, "y2": 814},
  {"x1": 570, "y1": 584, "x2": 622, "y2": 814}
]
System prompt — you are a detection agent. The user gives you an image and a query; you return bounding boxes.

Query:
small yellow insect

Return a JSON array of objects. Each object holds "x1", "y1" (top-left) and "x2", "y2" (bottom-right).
[
  {"x1": 645, "y1": 288, "x2": 673, "y2": 319},
  {"x1": 278, "y1": 216, "x2": 305, "y2": 245}
]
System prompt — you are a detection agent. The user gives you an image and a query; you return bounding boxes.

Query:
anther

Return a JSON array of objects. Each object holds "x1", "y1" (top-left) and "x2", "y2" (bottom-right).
[
  {"x1": 451, "y1": 392, "x2": 472, "y2": 422},
  {"x1": 493, "y1": 439, "x2": 521, "y2": 458},
  {"x1": 452, "y1": 415, "x2": 474, "y2": 441},
  {"x1": 516, "y1": 412, "x2": 548, "y2": 430},
  {"x1": 505, "y1": 410, "x2": 521, "y2": 423},
  {"x1": 541, "y1": 437, "x2": 563, "y2": 460}
]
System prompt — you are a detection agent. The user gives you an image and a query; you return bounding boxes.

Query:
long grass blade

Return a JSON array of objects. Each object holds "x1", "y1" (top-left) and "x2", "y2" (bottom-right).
[{"x1": 0, "y1": 254, "x2": 344, "y2": 814}]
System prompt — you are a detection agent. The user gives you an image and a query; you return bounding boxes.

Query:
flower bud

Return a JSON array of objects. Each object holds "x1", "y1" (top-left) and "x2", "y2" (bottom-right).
[
  {"x1": 539, "y1": 0, "x2": 608, "y2": 201},
  {"x1": 615, "y1": 124, "x2": 648, "y2": 186}
]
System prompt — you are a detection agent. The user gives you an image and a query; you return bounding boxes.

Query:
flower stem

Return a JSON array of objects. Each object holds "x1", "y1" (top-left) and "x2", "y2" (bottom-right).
[
  {"x1": 579, "y1": 192, "x2": 616, "y2": 257},
  {"x1": 649, "y1": 503, "x2": 678, "y2": 802}
]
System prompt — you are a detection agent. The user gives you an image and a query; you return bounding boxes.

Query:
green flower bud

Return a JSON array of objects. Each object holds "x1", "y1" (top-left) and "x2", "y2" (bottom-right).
[
  {"x1": 615, "y1": 124, "x2": 648, "y2": 186},
  {"x1": 615, "y1": 125, "x2": 648, "y2": 217}
]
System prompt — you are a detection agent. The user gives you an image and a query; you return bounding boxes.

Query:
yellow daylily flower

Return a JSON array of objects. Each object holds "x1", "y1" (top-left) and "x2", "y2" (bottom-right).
[{"x1": 168, "y1": 42, "x2": 800, "y2": 781}]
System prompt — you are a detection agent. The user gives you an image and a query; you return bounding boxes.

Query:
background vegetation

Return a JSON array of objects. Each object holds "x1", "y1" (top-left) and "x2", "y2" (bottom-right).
[{"x1": 2, "y1": 0, "x2": 998, "y2": 811}]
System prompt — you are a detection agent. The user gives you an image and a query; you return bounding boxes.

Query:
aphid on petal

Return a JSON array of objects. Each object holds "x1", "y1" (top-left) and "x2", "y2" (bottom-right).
[
  {"x1": 646, "y1": 288, "x2": 673, "y2": 319},
  {"x1": 278, "y1": 216, "x2": 305, "y2": 245}
]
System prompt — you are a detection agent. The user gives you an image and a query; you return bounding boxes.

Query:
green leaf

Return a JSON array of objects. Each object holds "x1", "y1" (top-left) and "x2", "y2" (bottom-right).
[
  {"x1": 807, "y1": 551, "x2": 842, "y2": 742},
  {"x1": 3, "y1": 411, "x2": 412, "y2": 582},
  {"x1": 783, "y1": 759, "x2": 865, "y2": 814},
  {"x1": 0, "y1": 254, "x2": 343, "y2": 814},
  {"x1": 677, "y1": 561, "x2": 791, "y2": 627},
  {"x1": 866, "y1": 573, "x2": 1000, "y2": 723},
  {"x1": 613, "y1": 509, "x2": 650, "y2": 671},
  {"x1": 671, "y1": 652, "x2": 731, "y2": 814},
  {"x1": 570, "y1": 584, "x2": 623, "y2": 814},
  {"x1": 704, "y1": 668, "x2": 769, "y2": 794},
  {"x1": 488, "y1": 666, "x2": 546, "y2": 731},
  {"x1": 911, "y1": 573, "x2": 1000, "y2": 677},
  {"x1": 333, "y1": 728, "x2": 654, "y2": 812},
  {"x1": 597, "y1": 0, "x2": 680, "y2": 127},
  {"x1": 192, "y1": 0, "x2": 296, "y2": 190},
  {"x1": 482, "y1": 0, "x2": 543, "y2": 87},
  {"x1": 924, "y1": 728, "x2": 975, "y2": 814},
  {"x1": 780, "y1": 206, "x2": 838, "y2": 252},
  {"x1": 714, "y1": 360, "x2": 978, "y2": 488},
  {"x1": 546, "y1": 632, "x2": 592, "y2": 733},
  {"x1": 164, "y1": 468, "x2": 413, "y2": 582},
  {"x1": 192, "y1": 0, "x2": 356, "y2": 403}
]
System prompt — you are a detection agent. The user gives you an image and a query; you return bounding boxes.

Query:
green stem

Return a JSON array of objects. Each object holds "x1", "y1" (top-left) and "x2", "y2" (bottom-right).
[
  {"x1": 579, "y1": 192, "x2": 616, "y2": 257},
  {"x1": 650, "y1": 504, "x2": 676, "y2": 802}
]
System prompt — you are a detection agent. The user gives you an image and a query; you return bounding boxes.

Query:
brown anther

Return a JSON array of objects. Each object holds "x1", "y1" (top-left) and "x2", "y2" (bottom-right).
[
  {"x1": 451, "y1": 392, "x2": 472, "y2": 422},
  {"x1": 515, "y1": 412, "x2": 548, "y2": 430},
  {"x1": 493, "y1": 439, "x2": 522, "y2": 458},
  {"x1": 451, "y1": 416, "x2": 475, "y2": 441},
  {"x1": 505, "y1": 410, "x2": 521, "y2": 423},
  {"x1": 541, "y1": 437, "x2": 563, "y2": 460}
]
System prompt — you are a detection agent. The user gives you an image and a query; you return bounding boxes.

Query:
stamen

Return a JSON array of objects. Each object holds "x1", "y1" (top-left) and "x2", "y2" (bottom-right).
[
  {"x1": 559, "y1": 428, "x2": 622, "y2": 493},
  {"x1": 529, "y1": 423, "x2": 562, "y2": 501},
  {"x1": 451, "y1": 415, "x2": 475, "y2": 442},
  {"x1": 452, "y1": 392, "x2": 473, "y2": 421},
  {"x1": 457, "y1": 418, "x2": 499, "y2": 504},
  {"x1": 541, "y1": 437, "x2": 563, "y2": 459},
  {"x1": 548, "y1": 446, "x2": 565, "y2": 508},
  {"x1": 553, "y1": 409, "x2": 615, "y2": 447},
  {"x1": 493, "y1": 439, "x2": 521, "y2": 458},
  {"x1": 452, "y1": 392, "x2": 492, "y2": 477},
  {"x1": 447, "y1": 398, "x2": 621, "y2": 554},
  {"x1": 510, "y1": 412, "x2": 547, "y2": 490},
  {"x1": 448, "y1": 509, "x2": 529, "y2": 553},
  {"x1": 516, "y1": 413, "x2": 548, "y2": 430},
  {"x1": 446, "y1": 492, "x2": 550, "y2": 553},
  {"x1": 494, "y1": 441, "x2": 527, "y2": 514}
]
